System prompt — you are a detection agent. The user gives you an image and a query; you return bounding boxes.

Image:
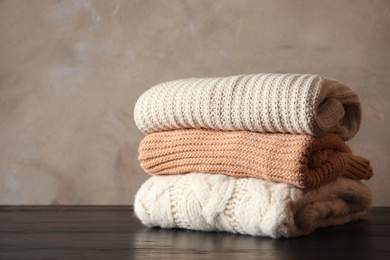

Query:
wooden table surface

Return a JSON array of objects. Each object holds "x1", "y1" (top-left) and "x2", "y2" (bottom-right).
[{"x1": 0, "y1": 206, "x2": 389, "y2": 259}]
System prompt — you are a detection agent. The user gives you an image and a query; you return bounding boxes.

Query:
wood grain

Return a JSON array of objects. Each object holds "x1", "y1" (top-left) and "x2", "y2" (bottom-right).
[{"x1": 0, "y1": 206, "x2": 389, "y2": 259}]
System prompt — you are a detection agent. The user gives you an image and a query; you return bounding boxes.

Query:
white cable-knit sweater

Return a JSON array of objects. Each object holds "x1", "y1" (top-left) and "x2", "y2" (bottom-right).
[
  {"x1": 134, "y1": 173, "x2": 371, "y2": 238},
  {"x1": 134, "y1": 73, "x2": 361, "y2": 140}
]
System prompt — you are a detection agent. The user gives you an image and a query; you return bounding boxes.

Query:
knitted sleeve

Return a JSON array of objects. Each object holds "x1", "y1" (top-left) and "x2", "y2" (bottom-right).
[{"x1": 134, "y1": 73, "x2": 361, "y2": 140}]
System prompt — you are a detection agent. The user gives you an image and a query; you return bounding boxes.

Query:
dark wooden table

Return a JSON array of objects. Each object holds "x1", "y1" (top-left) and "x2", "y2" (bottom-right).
[{"x1": 0, "y1": 206, "x2": 389, "y2": 259}]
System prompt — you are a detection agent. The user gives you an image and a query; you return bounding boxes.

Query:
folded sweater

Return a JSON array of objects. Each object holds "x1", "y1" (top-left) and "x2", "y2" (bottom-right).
[
  {"x1": 134, "y1": 73, "x2": 361, "y2": 140},
  {"x1": 139, "y1": 129, "x2": 373, "y2": 189},
  {"x1": 134, "y1": 173, "x2": 372, "y2": 238}
]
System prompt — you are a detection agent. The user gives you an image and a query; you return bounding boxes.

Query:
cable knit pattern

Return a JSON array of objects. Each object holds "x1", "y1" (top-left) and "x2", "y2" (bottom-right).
[
  {"x1": 134, "y1": 173, "x2": 372, "y2": 238},
  {"x1": 139, "y1": 129, "x2": 373, "y2": 189},
  {"x1": 134, "y1": 73, "x2": 361, "y2": 140}
]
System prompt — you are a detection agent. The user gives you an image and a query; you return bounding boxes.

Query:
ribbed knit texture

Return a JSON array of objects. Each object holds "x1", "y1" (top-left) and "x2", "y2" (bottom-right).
[
  {"x1": 139, "y1": 129, "x2": 373, "y2": 189},
  {"x1": 134, "y1": 173, "x2": 372, "y2": 238},
  {"x1": 134, "y1": 73, "x2": 361, "y2": 140}
]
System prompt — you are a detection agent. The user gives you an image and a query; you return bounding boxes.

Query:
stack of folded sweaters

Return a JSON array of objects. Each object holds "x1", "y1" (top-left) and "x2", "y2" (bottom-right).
[{"x1": 133, "y1": 73, "x2": 373, "y2": 238}]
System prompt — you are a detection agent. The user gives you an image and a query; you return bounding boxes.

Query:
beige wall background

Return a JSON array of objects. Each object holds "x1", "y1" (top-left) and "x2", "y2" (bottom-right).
[{"x1": 1, "y1": 0, "x2": 389, "y2": 205}]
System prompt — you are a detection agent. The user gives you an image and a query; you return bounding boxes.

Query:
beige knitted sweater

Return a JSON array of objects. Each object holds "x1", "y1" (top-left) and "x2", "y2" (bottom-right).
[
  {"x1": 134, "y1": 173, "x2": 372, "y2": 238},
  {"x1": 139, "y1": 129, "x2": 373, "y2": 189},
  {"x1": 134, "y1": 73, "x2": 361, "y2": 140}
]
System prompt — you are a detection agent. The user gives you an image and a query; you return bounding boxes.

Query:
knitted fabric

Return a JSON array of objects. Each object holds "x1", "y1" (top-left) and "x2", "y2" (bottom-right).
[
  {"x1": 138, "y1": 129, "x2": 373, "y2": 189},
  {"x1": 134, "y1": 73, "x2": 361, "y2": 140},
  {"x1": 134, "y1": 173, "x2": 372, "y2": 238}
]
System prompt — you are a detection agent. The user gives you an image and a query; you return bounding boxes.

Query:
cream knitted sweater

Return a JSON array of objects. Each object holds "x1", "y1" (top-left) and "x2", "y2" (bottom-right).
[
  {"x1": 134, "y1": 73, "x2": 361, "y2": 140},
  {"x1": 134, "y1": 173, "x2": 372, "y2": 238}
]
